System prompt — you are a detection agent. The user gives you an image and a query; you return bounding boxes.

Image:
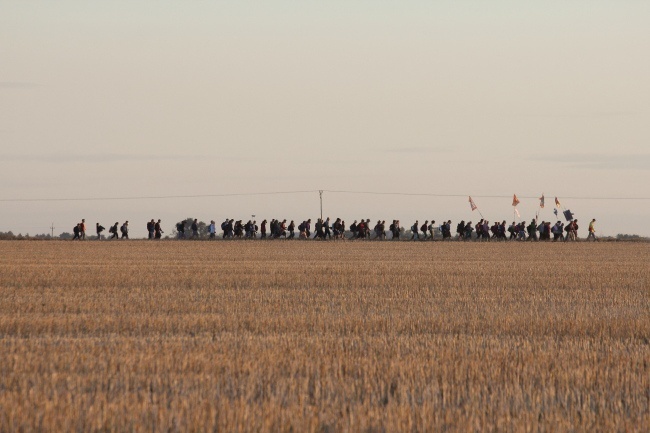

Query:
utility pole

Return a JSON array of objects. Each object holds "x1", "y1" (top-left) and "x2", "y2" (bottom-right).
[
  {"x1": 319, "y1": 190, "x2": 323, "y2": 221},
  {"x1": 50, "y1": 223, "x2": 55, "y2": 238}
]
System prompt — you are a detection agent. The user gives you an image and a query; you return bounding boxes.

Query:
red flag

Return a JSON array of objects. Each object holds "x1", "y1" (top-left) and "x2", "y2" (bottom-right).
[
  {"x1": 469, "y1": 196, "x2": 477, "y2": 211},
  {"x1": 512, "y1": 194, "x2": 520, "y2": 207},
  {"x1": 539, "y1": 194, "x2": 545, "y2": 208},
  {"x1": 555, "y1": 197, "x2": 561, "y2": 208}
]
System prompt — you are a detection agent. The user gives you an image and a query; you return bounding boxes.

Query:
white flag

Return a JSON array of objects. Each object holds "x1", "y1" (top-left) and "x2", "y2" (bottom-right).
[{"x1": 469, "y1": 196, "x2": 477, "y2": 211}]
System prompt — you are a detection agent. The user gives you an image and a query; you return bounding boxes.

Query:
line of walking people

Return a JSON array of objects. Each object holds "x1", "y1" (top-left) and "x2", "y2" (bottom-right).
[{"x1": 71, "y1": 216, "x2": 597, "y2": 241}]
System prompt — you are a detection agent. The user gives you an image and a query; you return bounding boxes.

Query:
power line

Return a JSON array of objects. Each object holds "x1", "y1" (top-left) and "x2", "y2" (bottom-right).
[
  {"x1": 323, "y1": 190, "x2": 650, "y2": 201},
  {"x1": 0, "y1": 190, "x2": 319, "y2": 203},
  {"x1": 0, "y1": 189, "x2": 649, "y2": 203}
]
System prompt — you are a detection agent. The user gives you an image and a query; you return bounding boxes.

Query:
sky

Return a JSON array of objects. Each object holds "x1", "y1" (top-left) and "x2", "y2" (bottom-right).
[{"x1": 1, "y1": 1, "x2": 649, "y2": 237}]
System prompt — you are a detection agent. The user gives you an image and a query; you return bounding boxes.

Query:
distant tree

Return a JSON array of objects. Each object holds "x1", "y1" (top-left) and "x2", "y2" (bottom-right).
[
  {"x1": 616, "y1": 234, "x2": 647, "y2": 241},
  {"x1": 32, "y1": 233, "x2": 53, "y2": 239},
  {"x1": 59, "y1": 232, "x2": 73, "y2": 240},
  {"x1": 0, "y1": 231, "x2": 16, "y2": 240},
  {"x1": 170, "y1": 218, "x2": 209, "y2": 238}
]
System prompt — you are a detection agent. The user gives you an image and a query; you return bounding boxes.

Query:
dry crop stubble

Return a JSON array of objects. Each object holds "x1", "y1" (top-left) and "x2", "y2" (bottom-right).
[{"x1": 0, "y1": 240, "x2": 648, "y2": 432}]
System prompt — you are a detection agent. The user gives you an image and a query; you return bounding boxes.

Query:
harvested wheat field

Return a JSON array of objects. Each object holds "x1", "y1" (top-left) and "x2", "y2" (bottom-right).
[{"x1": 0, "y1": 240, "x2": 648, "y2": 432}]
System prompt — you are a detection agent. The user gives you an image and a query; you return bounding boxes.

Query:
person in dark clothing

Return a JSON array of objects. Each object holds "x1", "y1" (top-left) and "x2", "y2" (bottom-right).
[
  {"x1": 288, "y1": 220, "x2": 295, "y2": 239},
  {"x1": 147, "y1": 219, "x2": 155, "y2": 239},
  {"x1": 315, "y1": 218, "x2": 324, "y2": 239},
  {"x1": 304, "y1": 219, "x2": 311, "y2": 238},
  {"x1": 456, "y1": 221, "x2": 465, "y2": 241},
  {"x1": 333, "y1": 218, "x2": 343, "y2": 239},
  {"x1": 191, "y1": 219, "x2": 199, "y2": 238},
  {"x1": 154, "y1": 219, "x2": 163, "y2": 239},
  {"x1": 324, "y1": 217, "x2": 332, "y2": 239},
  {"x1": 96, "y1": 223, "x2": 105, "y2": 240},
  {"x1": 260, "y1": 220, "x2": 267, "y2": 239},
  {"x1": 176, "y1": 221, "x2": 186, "y2": 239},
  {"x1": 120, "y1": 221, "x2": 129, "y2": 239},
  {"x1": 527, "y1": 219, "x2": 538, "y2": 241},
  {"x1": 464, "y1": 222, "x2": 473, "y2": 240},
  {"x1": 72, "y1": 223, "x2": 81, "y2": 240},
  {"x1": 109, "y1": 222, "x2": 119, "y2": 239},
  {"x1": 349, "y1": 220, "x2": 357, "y2": 239}
]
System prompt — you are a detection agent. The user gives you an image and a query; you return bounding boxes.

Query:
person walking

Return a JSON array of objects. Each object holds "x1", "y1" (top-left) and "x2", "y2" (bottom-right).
[
  {"x1": 324, "y1": 217, "x2": 332, "y2": 239},
  {"x1": 411, "y1": 220, "x2": 420, "y2": 240},
  {"x1": 209, "y1": 220, "x2": 216, "y2": 239},
  {"x1": 288, "y1": 220, "x2": 295, "y2": 239},
  {"x1": 191, "y1": 219, "x2": 199, "y2": 238},
  {"x1": 109, "y1": 222, "x2": 119, "y2": 239},
  {"x1": 120, "y1": 221, "x2": 129, "y2": 239},
  {"x1": 96, "y1": 222, "x2": 105, "y2": 240},
  {"x1": 147, "y1": 218, "x2": 156, "y2": 239},
  {"x1": 176, "y1": 221, "x2": 186, "y2": 239},
  {"x1": 72, "y1": 223, "x2": 81, "y2": 240},
  {"x1": 154, "y1": 219, "x2": 163, "y2": 239},
  {"x1": 420, "y1": 220, "x2": 429, "y2": 240},
  {"x1": 587, "y1": 219, "x2": 598, "y2": 241},
  {"x1": 80, "y1": 219, "x2": 86, "y2": 240}
]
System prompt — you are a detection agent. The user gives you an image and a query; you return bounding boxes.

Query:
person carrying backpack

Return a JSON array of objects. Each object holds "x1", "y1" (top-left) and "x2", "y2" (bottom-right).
[
  {"x1": 176, "y1": 221, "x2": 186, "y2": 239},
  {"x1": 411, "y1": 221, "x2": 419, "y2": 240},
  {"x1": 72, "y1": 223, "x2": 81, "y2": 240},
  {"x1": 191, "y1": 219, "x2": 199, "y2": 238},
  {"x1": 120, "y1": 221, "x2": 129, "y2": 239},
  {"x1": 456, "y1": 221, "x2": 465, "y2": 241},
  {"x1": 109, "y1": 222, "x2": 119, "y2": 239},
  {"x1": 96, "y1": 223, "x2": 105, "y2": 240}
]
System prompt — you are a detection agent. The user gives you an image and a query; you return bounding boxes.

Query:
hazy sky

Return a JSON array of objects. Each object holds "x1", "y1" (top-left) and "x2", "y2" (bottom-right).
[{"x1": 1, "y1": 1, "x2": 649, "y2": 237}]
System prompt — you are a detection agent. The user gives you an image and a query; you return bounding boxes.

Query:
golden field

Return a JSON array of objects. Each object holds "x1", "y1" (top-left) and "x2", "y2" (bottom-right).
[{"x1": 0, "y1": 240, "x2": 648, "y2": 432}]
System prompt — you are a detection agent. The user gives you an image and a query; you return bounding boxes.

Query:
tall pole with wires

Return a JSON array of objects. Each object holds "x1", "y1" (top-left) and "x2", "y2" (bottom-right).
[{"x1": 319, "y1": 190, "x2": 323, "y2": 221}]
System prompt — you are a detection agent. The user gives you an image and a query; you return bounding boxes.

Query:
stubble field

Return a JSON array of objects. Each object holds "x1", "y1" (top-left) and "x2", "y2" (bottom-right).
[{"x1": 0, "y1": 240, "x2": 648, "y2": 432}]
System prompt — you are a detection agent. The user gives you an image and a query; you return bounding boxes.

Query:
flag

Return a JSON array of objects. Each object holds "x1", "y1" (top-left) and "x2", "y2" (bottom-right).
[
  {"x1": 512, "y1": 194, "x2": 520, "y2": 207},
  {"x1": 469, "y1": 196, "x2": 477, "y2": 211},
  {"x1": 563, "y1": 209, "x2": 574, "y2": 221},
  {"x1": 553, "y1": 208, "x2": 558, "y2": 217},
  {"x1": 514, "y1": 208, "x2": 520, "y2": 218},
  {"x1": 539, "y1": 194, "x2": 545, "y2": 208},
  {"x1": 555, "y1": 197, "x2": 561, "y2": 208}
]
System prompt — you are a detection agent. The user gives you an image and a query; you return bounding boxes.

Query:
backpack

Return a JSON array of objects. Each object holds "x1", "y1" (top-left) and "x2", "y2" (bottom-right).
[
  {"x1": 120, "y1": 225, "x2": 127, "y2": 234},
  {"x1": 98, "y1": 225, "x2": 105, "y2": 232},
  {"x1": 73, "y1": 226, "x2": 79, "y2": 234},
  {"x1": 412, "y1": 224, "x2": 418, "y2": 232},
  {"x1": 421, "y1": 224, "x2": 427, "y2": 232}
]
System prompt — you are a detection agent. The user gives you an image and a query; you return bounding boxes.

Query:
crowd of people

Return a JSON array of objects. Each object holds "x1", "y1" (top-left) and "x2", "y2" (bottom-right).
[{"x1": 70, "y1": 216, "x2": 599, "y2": 242}]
